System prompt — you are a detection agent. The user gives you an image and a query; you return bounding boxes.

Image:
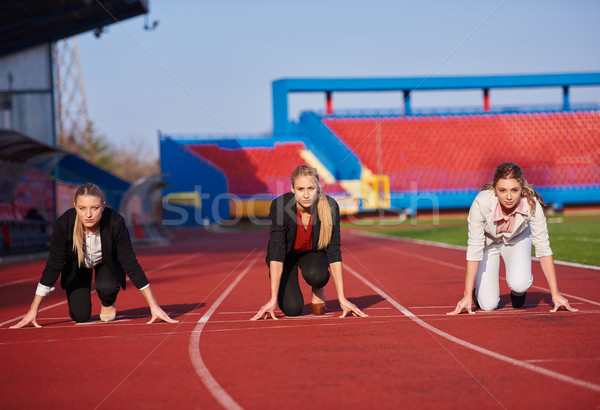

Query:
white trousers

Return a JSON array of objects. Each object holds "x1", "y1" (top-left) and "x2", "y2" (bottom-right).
[{"x1": 474, "y1": 232, "x2": 534, "y2": 311}]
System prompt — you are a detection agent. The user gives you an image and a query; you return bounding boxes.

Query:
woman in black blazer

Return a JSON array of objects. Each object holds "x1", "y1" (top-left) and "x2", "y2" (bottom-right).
[
  {"x1": 11, "y1": 183, "x2": 177, "y2": 327},
  {"x1": 251, "y1": 165, "x2": 367, "y2": 320}
]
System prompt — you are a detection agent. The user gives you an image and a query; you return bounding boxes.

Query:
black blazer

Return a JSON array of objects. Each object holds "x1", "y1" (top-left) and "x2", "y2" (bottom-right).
[
  {"x1": 266, "y1": 192, "x2": 342, "y2": 265},
  {"x1": 40, "y1": 207, "x2": 149, "y2": 290}
]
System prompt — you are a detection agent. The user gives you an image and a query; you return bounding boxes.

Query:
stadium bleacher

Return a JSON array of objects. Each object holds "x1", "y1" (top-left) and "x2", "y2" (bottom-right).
[
  {"x1": 186, "y1": 142, "x2": 305, "y2": 196},
  {"x1": 185, "y1": 141, "x2": 346, "y2": 197},
  {"x1": 324, "y1": 110, "x2": 600, "y2": 191},
  {"x1": 161, "y1": 75, "x2": 600, "y2": 222}
]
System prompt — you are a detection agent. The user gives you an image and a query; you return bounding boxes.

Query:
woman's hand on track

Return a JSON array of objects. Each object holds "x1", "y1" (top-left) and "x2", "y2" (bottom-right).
[
  {"x1": 550, "y1": 293, "x2": 578, "y2": 313},
  {"x1": 250, "y1": 300, "x2": 278, "y2": 321},
  {"x1": 339, "y1": 298, "x2": 368, "y2": 318},
  {"x1": 10, "y1": 309, "x2": 41, "y2": 329},
  {"x1": 147, "y1": 305, "x2": 179, "y2": 324},
  {"x1": 447, "y1": 296, "x2": 476, "y2": 315}
]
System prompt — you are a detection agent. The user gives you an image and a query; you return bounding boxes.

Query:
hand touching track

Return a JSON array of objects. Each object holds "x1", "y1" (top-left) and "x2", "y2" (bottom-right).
[
  {"x1": 447, "y1": 295, "x2": 476, "y2": 315},
  {"x1": 250, "y1": 299, "x2": 279, "y2": 321}
]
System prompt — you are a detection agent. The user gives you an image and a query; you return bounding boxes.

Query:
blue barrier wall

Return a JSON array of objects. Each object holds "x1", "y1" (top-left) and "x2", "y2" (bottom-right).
[
  {"x1": 389, "y1": 185, "x2": 600, "y2": 214},
  {"x1": 297, "y1": 112, "x2": 362, "y2": 180},
  {"x1": 160, "y1": 137, "x2": 229, "y2": 226},
  {"x1": 55, "y1": 154, "x2": 130, "y2": 210}
]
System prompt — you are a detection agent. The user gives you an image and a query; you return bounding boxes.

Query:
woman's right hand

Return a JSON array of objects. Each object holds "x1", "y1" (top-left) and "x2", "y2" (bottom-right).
[
  {"x1": 447, "y1": 295, "x2": 476, "y2": 316},
  {"x1": 250, "y1": 299, "x2": 279, "y2": 321},
  {"x1": 10, "y1": 308, "x2": 41, "y2": 329}
]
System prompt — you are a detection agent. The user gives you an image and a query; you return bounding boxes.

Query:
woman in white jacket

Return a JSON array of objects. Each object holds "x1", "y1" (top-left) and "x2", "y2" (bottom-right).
[{"x1": 448, "y1": 162, "x2": 577, "y2": 315}]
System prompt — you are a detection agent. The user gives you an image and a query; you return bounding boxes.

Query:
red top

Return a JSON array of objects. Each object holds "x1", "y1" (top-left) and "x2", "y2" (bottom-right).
[{"x1": 293, "y1": 209, "x2": 313, "y2": 253}]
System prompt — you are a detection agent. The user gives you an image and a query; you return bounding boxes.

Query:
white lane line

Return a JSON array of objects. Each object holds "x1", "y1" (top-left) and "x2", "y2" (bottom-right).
[
  {"x1": 0, "y1": 275, "x2": 40, "y2": 288},
  {"x1": 216, "y1": 306, "x2": 393, "y2": 315},
  {"x1": 526, "y1": 358, "x2": 600, "y2": 364},
  {"x1": 1, "y1": 253, "x2": 205, "y2": 327},
  {"x1": 343, "y1": 264, "x2": 600, "y2": 394},
  {"x1": 145, "y1": 253, "x2": 201, "y2": 274},
  {"x1": 188, "y1": 254, "x2": 259, "y2": 410},
  {"x1": 382, "y1": 244, "x2": 464, "y2": 270},
  {"x1": 529, "y1": 286, "x2": 600, "y2": 307},
  {"x1": 350, "y1": 230, "x2": 600, "y2": 271},
  {"x1": 0, "y1": 252, "x2": 200, "y2": 290},
  {"x1": 409, "y1": 303, "x2": 584, "y2": 309},
  {"x1": 351, "y1": 230, "x2": 467, "y2": 251},
  {"x1": 0, "y1": 299, "x2": 73, "y2": 328},
  {"x1": 75, "y1": 319, "x2": 132, "y2": 325},
  {"x1": 356, "y1": 234, "x2": 600, "y2": 307}
]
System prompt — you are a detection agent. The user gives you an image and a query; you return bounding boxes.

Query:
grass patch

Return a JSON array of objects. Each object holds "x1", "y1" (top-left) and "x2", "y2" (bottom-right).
[{"x1": 360, "y1": 214, "x2": 600, "y2": 266}]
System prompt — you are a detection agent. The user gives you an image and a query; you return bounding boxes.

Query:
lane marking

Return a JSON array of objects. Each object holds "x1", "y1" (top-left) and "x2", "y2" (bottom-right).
[
  {"x1": 350, "y1": 230, "x2": 600, "y2": 271},
  {"x1": 0, "y1": 276, "x2": 40, "y2": 288},
  {"x1": 343, "y1": 263, "x2": 600, "y2": 394},
  {"x1": 0, "y1": 299, "x2": 73, "y2": 328},
  {"x1": 4, "y1": 309, "x2": 600, "y2": 347},
  {"x1": 353, "y1": 233, "x2": 600, "y2": 307},
  {"x1": 145, "y1": 253, "x2": 201, "y2": 274},
  {"x1": 1, "y1": 253, "x2": 205, "y2": 327},
  {"x1": 188, "y1": 254, "x2": 259, "y2": 410},
  {"x1": 0, "y1": 252, "x2": 200, "y2": 289},
  {"x1": 409, "y1": 302, "x2": 584, "y2": 309},
  {"x1": 529, "y1": 286, "x2": 600, "y2": 308},
  {"x1": 381, "y1": 244, "x2": 464, "y2": 270},
  {"x1": 75, "y1": 319, "x2": 132, "y2": 325},
  {"x1": 216, "y1": 306, "x2": 393, "y2": 315},
  {"x1": 526, "y1": 358, "x2": 600, "y2": 364}
]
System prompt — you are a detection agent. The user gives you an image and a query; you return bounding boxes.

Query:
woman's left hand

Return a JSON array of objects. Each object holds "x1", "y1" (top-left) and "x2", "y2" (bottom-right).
[
  {"x1": 339, "y1": 298, "x2": 368, "y2": 318},
  {"x1": 147, "y1": 305, "x2": 179, "y2": 324},
  {"x1": 550, "y1": 293, "x2": 578, "y2": 313}
]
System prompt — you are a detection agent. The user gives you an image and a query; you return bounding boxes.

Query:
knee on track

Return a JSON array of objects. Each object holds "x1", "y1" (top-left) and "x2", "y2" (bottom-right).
[
  {"x1": 70, "y1": 310, "x2": 91, "y2": 323},
  {"x1": 477, "y1": 298, "x2": 499, "y2": 311}
]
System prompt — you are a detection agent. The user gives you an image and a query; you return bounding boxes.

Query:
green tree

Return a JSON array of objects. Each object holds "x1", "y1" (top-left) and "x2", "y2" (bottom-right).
[{"x1": 77, "y1": 121, "x2": 112, "y2": 170}]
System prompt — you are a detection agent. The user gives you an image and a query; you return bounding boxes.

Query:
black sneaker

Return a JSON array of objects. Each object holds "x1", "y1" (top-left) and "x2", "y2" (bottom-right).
[
  {"x1": 510, "y1": 291, "x2": 526, "y2": 308},
  {"x1": 472, "y1": 289, "x2": 480, "y2": 310}
]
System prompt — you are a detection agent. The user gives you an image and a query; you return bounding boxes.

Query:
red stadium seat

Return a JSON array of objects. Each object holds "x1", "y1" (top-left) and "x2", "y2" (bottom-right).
[
  {"x1": 185, "y1": 142, "x2": 346, "y2": 196},
  {"x1": 324, "y1": 111, "x2": 600, "y2": 191}
]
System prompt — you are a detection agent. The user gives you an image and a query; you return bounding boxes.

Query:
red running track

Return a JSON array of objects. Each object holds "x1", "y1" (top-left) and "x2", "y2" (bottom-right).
[{"x1": 1, "y1": 228, "x2": 599, "y2": 409}]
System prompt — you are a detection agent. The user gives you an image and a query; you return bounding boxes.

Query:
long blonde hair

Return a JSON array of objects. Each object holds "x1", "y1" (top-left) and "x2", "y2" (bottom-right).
[
  {"x1": 291, "y1": 165, "x2": 332, "y2": 250},
  {"x1": 72, "y1": 183, "x2": 104, "y2": 267},
  {"x1": 480, "y1": 162, "x2": 545, "y2": 214}
]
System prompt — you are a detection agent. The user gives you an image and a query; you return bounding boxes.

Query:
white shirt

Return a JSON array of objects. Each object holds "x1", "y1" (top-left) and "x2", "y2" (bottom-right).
[
  {"x1": 466, "y1": 190, "x2": 552, "y2": 261},
  {"x1": 84, "y1": 229, "x2": 103, "y2": 268}
]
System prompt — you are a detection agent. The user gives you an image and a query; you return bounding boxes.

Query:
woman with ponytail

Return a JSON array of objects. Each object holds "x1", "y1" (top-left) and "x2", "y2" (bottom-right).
[
  {"x1": 448, "y1": 162, "x2": 577, "y2": 315},
  {"x1": 11, "y1": 183, "x2": 177, "y2": 327},
  {"x1": 251, "y1": 165, "x2": 367, "y2": 320}
]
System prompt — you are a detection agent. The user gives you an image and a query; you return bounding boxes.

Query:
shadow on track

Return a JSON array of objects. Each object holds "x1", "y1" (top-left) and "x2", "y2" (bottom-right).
[
  {"x1": 301, "y1": 294, "x2": 385, "y2": 315},
  {"x1": 115, "y1": 302, "x2": 206, "y2": 320}
]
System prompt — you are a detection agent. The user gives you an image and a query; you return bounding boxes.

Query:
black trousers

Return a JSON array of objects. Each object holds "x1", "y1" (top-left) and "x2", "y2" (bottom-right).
[
  {"x1": 66, "y1": 263, "x2": 120, "y2": 323},
  {"x1": 278, "y1": 251, "x2": 330, "y2": 317}
]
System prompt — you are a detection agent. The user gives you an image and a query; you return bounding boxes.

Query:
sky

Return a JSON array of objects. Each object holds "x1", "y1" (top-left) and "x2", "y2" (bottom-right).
[{"x1": 76, "y1": 0, "x2": 600, "y2": 158}]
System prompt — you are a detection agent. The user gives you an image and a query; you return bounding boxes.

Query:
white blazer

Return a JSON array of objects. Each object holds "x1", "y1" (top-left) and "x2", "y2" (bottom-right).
[{"x1": 466, "y1": 190, "x2": 552, "y2": 261}]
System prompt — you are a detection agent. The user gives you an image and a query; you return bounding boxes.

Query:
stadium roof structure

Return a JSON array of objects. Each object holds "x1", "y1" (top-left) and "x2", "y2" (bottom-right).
[
  {"x1": 0, "y1": 129, "x2": 65, "y2": 166},
  {"x1": 0, "y1": 0, "x2": 149, "y2": 57},
  {"x1": 0, "y1": 129, "x2": 130, "y2": 210},
  {"x1": 272, "y1": 72, "x2": 600, "y2": 134},
  {"x1": 0, "y1": 129, "x2": 66, "y2": 203}
]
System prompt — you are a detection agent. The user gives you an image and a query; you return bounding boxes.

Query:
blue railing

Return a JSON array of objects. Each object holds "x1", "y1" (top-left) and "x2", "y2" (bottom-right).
[{"x1": 315, "y1": 102, "x2": 600, "y2": 119}]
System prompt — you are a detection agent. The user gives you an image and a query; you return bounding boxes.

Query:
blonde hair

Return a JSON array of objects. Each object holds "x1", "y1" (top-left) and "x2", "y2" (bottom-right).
[
  {"x1": 73, "y1": 183, "x2": 104, "y2": 267},
  {"x1": 480, "y1": 162, "x2": 545, "y2": 214},
  {"x1": 291, "y1": 165, "x2": 332, "y2": 250}
]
